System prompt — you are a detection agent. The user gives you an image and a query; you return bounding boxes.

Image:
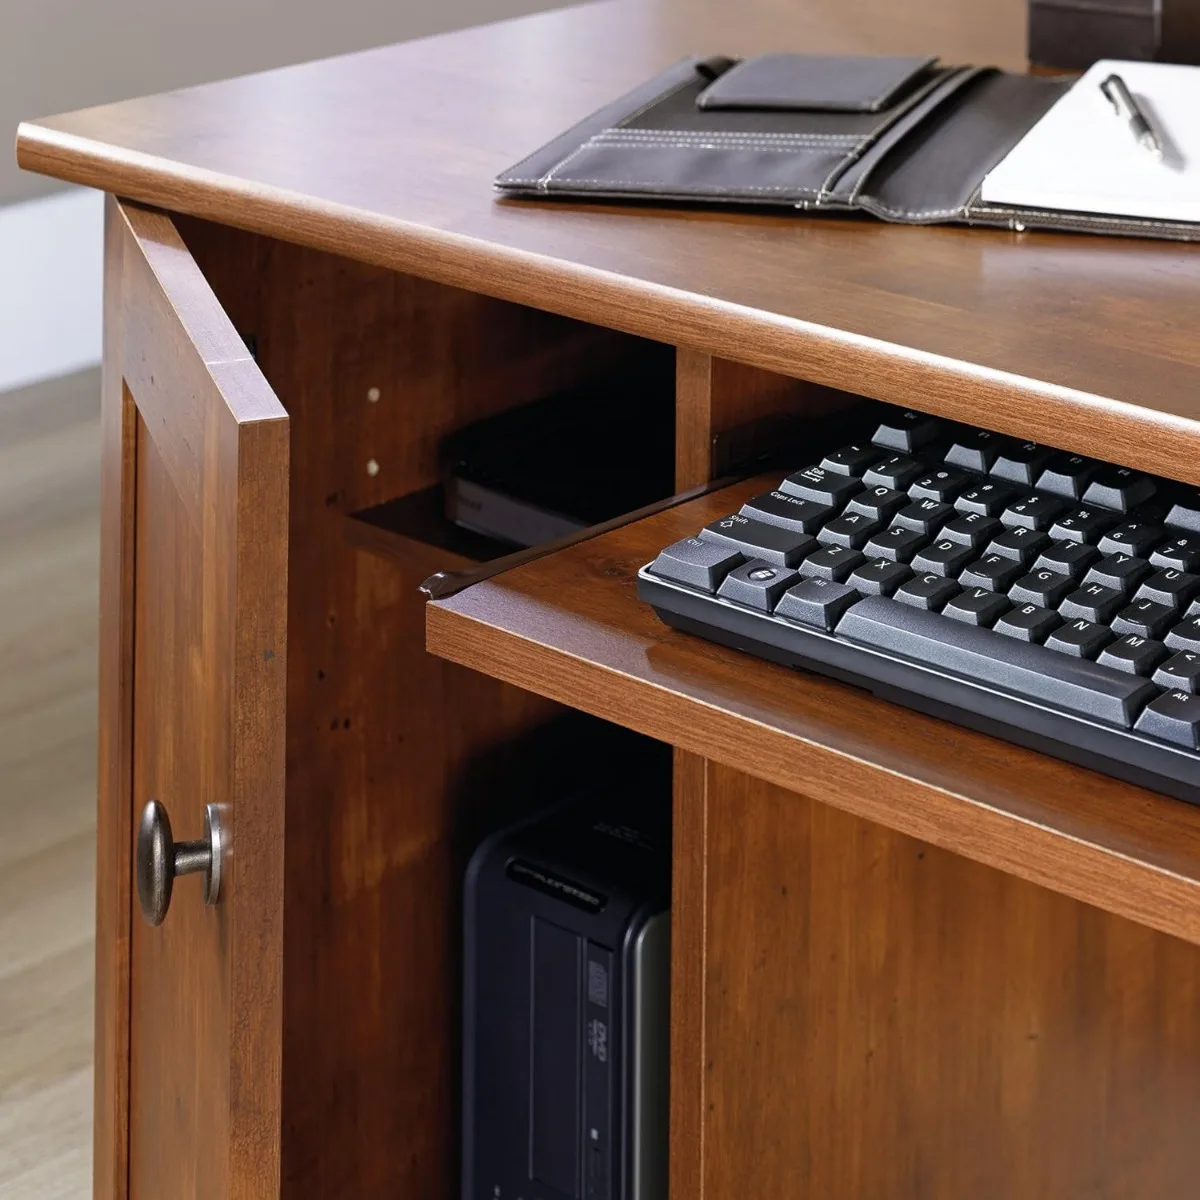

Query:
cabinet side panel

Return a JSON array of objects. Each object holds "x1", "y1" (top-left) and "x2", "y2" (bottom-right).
[
  {"x1": 177, "y1": 217, "x2": 634, "y2": 1198},
  {"x1": 702, "y1": 762, "x2": 1200, "y2": 1199},
  {"x1": 95, "y1": 194, "x2": 136, "y2": 1200}
]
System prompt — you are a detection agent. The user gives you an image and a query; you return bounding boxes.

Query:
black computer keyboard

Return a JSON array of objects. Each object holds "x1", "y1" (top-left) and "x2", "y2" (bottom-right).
[{"x1": 637, "y1": 406, "x2": 1200, "y2": 804}]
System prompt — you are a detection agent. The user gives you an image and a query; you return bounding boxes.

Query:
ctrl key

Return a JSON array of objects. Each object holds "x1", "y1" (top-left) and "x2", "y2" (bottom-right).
[
  {"x1": 649, "y1": 537, "x2": 743, "y2": 593},
  {"x1": 1135, "y1": 690, "x2": 1200, "y2": 750},
  {"x1": 775, "y1": 578, "x2": 860, "y2": 631}
]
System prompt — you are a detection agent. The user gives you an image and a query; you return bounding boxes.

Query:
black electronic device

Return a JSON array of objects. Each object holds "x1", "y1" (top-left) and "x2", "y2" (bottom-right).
[
  {"x1": 462, "y1": 781, "x2": 670, "y2": 1200},
  {"x1": 445, "y1": 363, "x2": 674, "y2": 549},
  {"x1": 638, "y1": 403, "x2": 1200, "y2": 804}
]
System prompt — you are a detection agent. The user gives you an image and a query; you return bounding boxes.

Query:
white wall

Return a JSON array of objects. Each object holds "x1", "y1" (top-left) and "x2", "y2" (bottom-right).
[
  {"x1": 3, "y1": 0, "x2": 564, "y2": 205},
  {"x1": 0, "y1": 190, "x2": 104, "y2": 394}
]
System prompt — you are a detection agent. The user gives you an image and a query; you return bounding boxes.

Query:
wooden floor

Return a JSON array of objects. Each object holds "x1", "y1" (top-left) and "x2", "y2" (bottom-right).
[{"x1": 0, "y1": 369, "x2": 99, "y2": 1198}]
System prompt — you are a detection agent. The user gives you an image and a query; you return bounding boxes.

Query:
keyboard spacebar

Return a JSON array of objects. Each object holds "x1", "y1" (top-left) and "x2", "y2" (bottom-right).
[{"x1": 835, "y1": 595, "x2": 1157, "y2": 728}]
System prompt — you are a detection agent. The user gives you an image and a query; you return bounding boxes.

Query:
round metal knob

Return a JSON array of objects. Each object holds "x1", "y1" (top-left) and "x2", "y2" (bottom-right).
[{"x1": 136, "y1": 800, "x2": 223, "y2": 926}]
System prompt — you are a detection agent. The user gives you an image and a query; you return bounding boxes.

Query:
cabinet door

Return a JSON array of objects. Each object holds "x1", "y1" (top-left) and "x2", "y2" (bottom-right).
[{"x1": 96, "y1": 197, "x2": 288, "y2": 1200}]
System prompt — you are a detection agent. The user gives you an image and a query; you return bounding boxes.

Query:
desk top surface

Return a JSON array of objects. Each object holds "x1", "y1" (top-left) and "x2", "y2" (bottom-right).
[{"x1": 16, "y1": 0, "x2": 1200, "y2": 478}]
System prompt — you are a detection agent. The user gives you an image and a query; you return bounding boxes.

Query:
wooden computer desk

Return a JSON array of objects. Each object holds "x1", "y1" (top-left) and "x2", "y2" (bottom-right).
[{"x1": 16, "y1": 0, "x2": 1200, "y2": 1195}]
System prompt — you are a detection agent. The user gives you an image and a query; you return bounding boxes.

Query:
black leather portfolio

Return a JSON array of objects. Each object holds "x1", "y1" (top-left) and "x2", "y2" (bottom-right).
[{"x1": 495, "y1": 53, "x2": 1200, "y2": 242}]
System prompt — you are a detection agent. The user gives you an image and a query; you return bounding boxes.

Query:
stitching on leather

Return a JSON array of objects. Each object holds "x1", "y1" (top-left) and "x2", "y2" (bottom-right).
[
  {"x1": 535, "y1": 75, "x2": 698, "y2": 190},
  {"x1": 591, "y1": 140, "x2": 852, "y2": 154},
  {"x1": 547, "y1": 177, "x2": 825, "y2": 194},
  {"x1": 600, "y1": 128, "x2": 862, "y2": 144}
]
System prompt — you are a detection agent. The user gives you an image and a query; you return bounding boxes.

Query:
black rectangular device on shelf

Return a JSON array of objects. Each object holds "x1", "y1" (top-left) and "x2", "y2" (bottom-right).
[
  {"x1": 462, "y1": 782, "x2": 670, "y2": 1200},
  {"x1": 445, "y1": 361, "x2": 675, "y2": 549},
  {"x1": 637, "y1": 402, "x2": 1200, "y2": 804}
]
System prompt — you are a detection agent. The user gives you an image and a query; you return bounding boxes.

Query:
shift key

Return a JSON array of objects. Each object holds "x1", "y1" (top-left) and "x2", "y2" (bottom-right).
[{"x1": 700, "y1": 514, "x2": 816, "y2": 567}]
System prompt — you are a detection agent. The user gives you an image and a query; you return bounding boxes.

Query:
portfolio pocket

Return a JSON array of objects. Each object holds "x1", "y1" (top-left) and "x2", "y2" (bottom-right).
[{"x1": 696, "y1": 53, "x2": 937, "y2": 113}]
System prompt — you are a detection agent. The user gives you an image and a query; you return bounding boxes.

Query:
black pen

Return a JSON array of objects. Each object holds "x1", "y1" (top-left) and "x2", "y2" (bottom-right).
[{"x1": 1100, "y1": 73, "x2": 1164, "y2": 159}]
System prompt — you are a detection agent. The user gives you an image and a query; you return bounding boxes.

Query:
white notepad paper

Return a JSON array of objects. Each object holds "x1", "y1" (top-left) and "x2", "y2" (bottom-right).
[{"x1": 981, "y1": 59, "x2": 1200, "y2": 224}]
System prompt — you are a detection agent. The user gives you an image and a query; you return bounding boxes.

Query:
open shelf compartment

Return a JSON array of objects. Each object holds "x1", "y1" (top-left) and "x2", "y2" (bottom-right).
[{"x1": 426, "y1": 473, "x2": 1200, "y2": 948}]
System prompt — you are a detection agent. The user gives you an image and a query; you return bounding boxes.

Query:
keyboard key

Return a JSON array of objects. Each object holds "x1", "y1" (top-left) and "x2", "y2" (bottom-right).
[
  {"x1": 893, "y1": 499, "x2": 955, "y2": 535},
  {"x1": 1082, "y1": 554, "x2": 1151, "y2": 596},
  {"x1": 871, "y1": 410, "x2": 942, "y2": 453},
  {"x1": 1098, "y1": 635, "x2": 1169, "y2": 676},
  {"x1": 1084, "y1": 466, "x2": 1157, "y2": 513},
  {"x1": 740, "y1": 490, "x2": 834, "y2": 534},
  {"x1": 894, "y1": 573, "x2": 961, "y2": 612},
  {"x1": 940, "y1": 513, "x2": 1002, "y2": 549},
  {"x1": 1033, "y1": 542, "x2": 1099, "y2": 580},
  {"x1": 911, "y1": 538, "x2": 976, "y2": 577},
  {"x1": 1111, "y1": 599, "x2": 1177, "y2": 641},
  {"x1": 1097, "y1": 521, "x2": 1164, "y2": 558},
  {"x1": 1059, "y1": 583, "x2": 1125, "y2": 625},
  {"x1": 1048, "y1": 507, "x2": 1118, "y2": 544},
  {"x1": 1165, "y1": 489, "x2": 1200, "y2": 533},
  {"x1": 1000, "y1": 492, "x2": 1068, "y2": 531},
  {"x1": 820, "y1": 442, "x2": 880, "y2": 476},
  {"x1": 837, "y1": 596, "x2": 1155, "y2": 727},
  {"x1": 1154, "y1": 651, "x2": 1200, "y2": 693},
  {"x1": 1009, "y1": 569, "x2": 1074, "y2": 609},
  {"x1": 700, "y1": 515, "x2": 816, "y2": 567},
  {"x1": 1135, "y1": 569, "x2": 1200, "y2": 611},
  {"x1": 846, "y1": 485, "x2": 909, "y2": 522},
  {"x1": 909, "y1": 468, "x2": 973, "y2": 503},
  {"x1": 955, "y1": 481, "x2": 1023, "y2": 518},
  {"x1": 818, "y1": 512, "x2": 884, "y2": 550},
  {"x1": 1046, "y1": 619, "x2": 1114, "y2": 660},
  {"x1": 1135, "y1": 690, "x2": 1200, "y2": 750},
  {"x1": 775, "y1": 578, "x2": 859, "y2": 631},
  {"x1": 649, "y1": 537, "x2": 744, "y2": 593},
  {"x1": 847, "y1": 559, "x2": 913, "y2": 597},
  {"x1": 863, "y1": 525, "x2": 928, "y2": 563},
  {"x1": 779, "y1": 465, "x2": 864, "y2": 507},
  {"x1": 991, "y1": 441, "x2": 1053, "y2": 486},
  {"x1": 1150, "y1": 533, "x2": 1200, "y2": 573},
  {"x1": 1036, "y1": 452, "x2": 1099, "y2": 500},
  {"x1": 798, "y1": 545, "x2": 865, "y2": 583},
  {"x1": 944, "y1": 427, "x2": 1003, "y2": 473},
  {"x1": 1165, "y1": 618, "x2": 1200, "y2": 654},
  {"x1": 995, "y1": 604, "x2": 1062, "y2": 644},
  {"x1": 960, "y1": 554, "x2": 1025, "y2": 592},
  {"x1": 986, "y1": 528, "x2": 1050, "y2": 565},
  {"x1": 716, "y1": 561, "x2": 800, "y2": 612},
  {"x1": 862, "y1": 454, "x2": 925, "y2": 491},
  {"x1": 944, "y1": 587, "x2": 1011, "y2": 627}
]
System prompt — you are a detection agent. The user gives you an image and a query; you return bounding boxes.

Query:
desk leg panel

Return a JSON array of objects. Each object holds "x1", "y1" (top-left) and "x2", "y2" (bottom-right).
[{"x1": 690, "y1": 760, "x2": 1200, "y2": 1199}]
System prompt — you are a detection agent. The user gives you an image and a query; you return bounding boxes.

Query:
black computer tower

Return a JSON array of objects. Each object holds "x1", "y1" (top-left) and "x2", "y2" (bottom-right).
[{"x1": 462, "y1": 786, "x2": 670, "y2": 1200}]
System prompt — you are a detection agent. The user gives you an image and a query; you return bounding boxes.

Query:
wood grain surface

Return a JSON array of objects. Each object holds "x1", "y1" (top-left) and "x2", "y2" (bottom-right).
[
  {"x1": 116, "y1": 200, "x2": 289, "y2": 1200},
  {"x1": 686, "y1": 761, "x2": 1200, "y2": 1199},
  {"x1": 15, "y1": 0, "x2": 1200, "y2": 485},
  {"x1": 427, "y1": 472, "x2": 1200, "y2": 947}
]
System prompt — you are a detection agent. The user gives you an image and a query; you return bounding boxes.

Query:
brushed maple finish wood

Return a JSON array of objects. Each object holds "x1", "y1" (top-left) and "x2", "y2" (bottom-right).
[
  {"x1": 115, "y1": 199, "x2": 289, "y2": 1200},
  {"x1": 93, "y1": 199, "x2": 135, "y2": 1200},
  {"x1": 16, "y1": 0, "x2": 1200, "y2": 486},
  {"x1": 668, "y1": 749, "x2": 709, "y2": 1200},
  {"x1": 427, "y1": 472, "x2": 1200, "y2": 946},
  {"x1": 171, "y1": 216, "x2": 636, "y2": 1197},
  {"x1": 693, "y1": 761, "x2": 1200, "y2": 1199}
]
